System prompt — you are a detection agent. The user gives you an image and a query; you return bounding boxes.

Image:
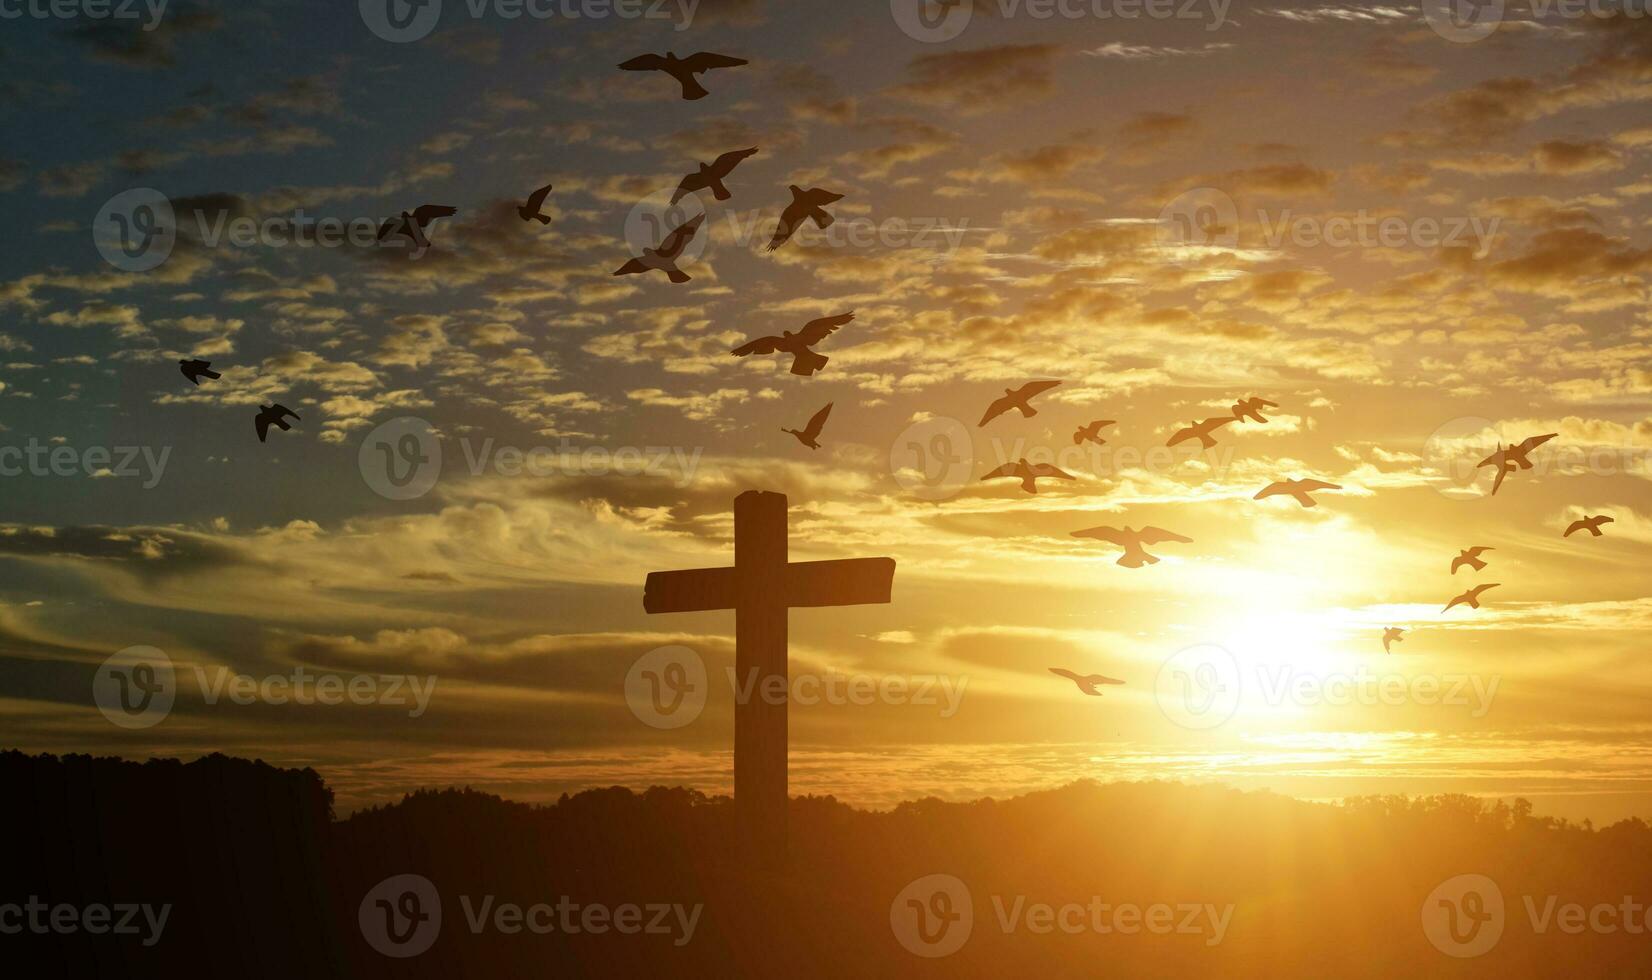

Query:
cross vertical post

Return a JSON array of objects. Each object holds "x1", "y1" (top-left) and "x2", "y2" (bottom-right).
[{"x1": 734, "y1": 490, "x2": 789, "y2": 865}]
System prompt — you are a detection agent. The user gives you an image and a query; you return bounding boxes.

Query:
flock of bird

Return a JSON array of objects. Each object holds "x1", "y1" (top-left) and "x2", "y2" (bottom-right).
[{"x1": 160, "y1": 50, "x2": 1619, "y2": 699}]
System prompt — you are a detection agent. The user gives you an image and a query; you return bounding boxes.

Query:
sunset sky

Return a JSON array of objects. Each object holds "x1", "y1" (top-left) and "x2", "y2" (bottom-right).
[{"x1": 1, "y1": 0, "x2": 1650, "y2": 821}]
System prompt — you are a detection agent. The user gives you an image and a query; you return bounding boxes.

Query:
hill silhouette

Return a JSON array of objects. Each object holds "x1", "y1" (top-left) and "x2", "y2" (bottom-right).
[{"x1": 4, "y1": 750, "x2": 1651, "y2": 977}]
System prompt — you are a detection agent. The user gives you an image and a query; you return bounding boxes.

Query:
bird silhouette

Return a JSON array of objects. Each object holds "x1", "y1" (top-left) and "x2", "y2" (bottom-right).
[
  {"x1": 672, "y1": 147, "x2": 759, "y2": 205},
  {"x1": 618, "y1": 51, "x2": 748, "y2": 100},
  {"x1": 1049, "y1": 668, "x2": 1125, "y2": 697},
  {"x1": 1254, "y1": 478, "x2": 1342, "y2": 508},
  {"x1": 377, "y1": 204, "x2": 457, "y2": 250},
  {"x1": 979, "y1": 381, "x2": 1062, "y2": 427},
  {"x1": 1071, "y1": 525, "x2": 1192, "y2": 568},
  {"x1": 1565, "y1": 515, "x2": 1614, "y2": 538},
  {"x1": 1477, "y1": 433, "x2": 1558, "y2": 495},
  {"x1": 982, "y1": 458, "x2": 1076, "y2": 494},
  {"x1": 732, "y1": 312, "x2": 852, "y2": 377},
  {"x1": 782, "y1": 403, "x2": 833, "y2": 449},
  {"x1": 613, "y1": 213, "x2": 705, "y2": 284},
  {"x1": 1073, "y1": 419, "x2": 1115, "y2": 447},
  {"x1": 767, "y1": 185, "x2": 844, "y2": 251},
  {"x1": 179, "y1": 359, "x2": 220, "y2": 385},
  {"x1": 1382, "y1": 627, "x2": 1406, "y2": 653},
  {"x1": 254, "y1": 404, "x2": 300, "y2": 443},
  {"x1": 1167, "y1": 416, "x2": 1237, "y2": 449},
  {"x1": 518, "y1": 183, "x2": 554, "y2": 224},
  {"x1": 1231, "y1": 396, "x2": 1279, "y2": 423},
  {"x1": 1443, "y1": 583, "x2": 1499, "y2": 613},
  {"x1": 1451, "y1": 546, "x2": 1493, "y2": 574}
]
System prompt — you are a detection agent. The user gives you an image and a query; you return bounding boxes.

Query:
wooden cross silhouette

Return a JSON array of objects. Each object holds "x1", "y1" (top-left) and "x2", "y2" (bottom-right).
[{"x1": 643, "y1": 491, "x2": 896, "y2": 866}]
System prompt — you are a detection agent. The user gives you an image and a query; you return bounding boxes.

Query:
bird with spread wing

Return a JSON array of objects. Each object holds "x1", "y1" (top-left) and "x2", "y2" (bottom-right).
[
  {"x1": 1477, "y1": 432, "x2": 1558, "y2": 495},
  {"x1": 731, "y1": 312, "x2": 853, "y2": 377},
  {"x1": 613, "y1": 213, "x2": 705, "y2": 284},
  {"x1": 1167, "y1": 416, "x2": 1237, "y2": 450},
  {"x1": 1073, "y1": 419, "x2": 1115, "y2": 447},
  {"x1": 1231, "y1": 396, "x2": 1280, "y2": 423},
  {"x1": 1443, "y1": 583, "x2": 1499, "y2": 613},
  {"x1": 517, "y1": 182, "x2": 554, "y2": 224},
  {"x1": 377, "y1": 204, "x2": 457, "y2": 250},
  {"x1": 767, "y1": 185, "x2": 844, "y2": 251},
  {"x1": 982, "y1": 458, "x2": 1076, "y2": 495},
  {"x1": 1382, "y1": 627, "x2": 1406, "y2": 654},
  {"x1": 1565, "y1": 515, "x2": 1614, "y2": 538},
  {"x1": 254, "y1": 405, "x2": 300, "y2": 443},
  {"x1": 1049, "y1": 668, "x2": 1126, "y2": 697},
  {"x1": 1071, "y1": 525, "x2": 1192, "y2": 568},
  {"x1": 979, "y1": 381, "x2": 1061, "y2": 427},
  {"x1": 179, "y1": 359, "x2": 220, "y2": 385},
  {"x1": 618, "y1": 51, "x2": 748, "y2": 100},
  {"x1": 1451, "y1": 546, "x2": 1493, "y2": 574},
  {"x1": 782, "y1": 403, "x2": 833, "y2": 450},
  {"x1": 672, "y1": 147, "x2": 759, "y2": 205},
  {"x1": 1255, "y1": 478, "x2": 1343, "y2": 508}
]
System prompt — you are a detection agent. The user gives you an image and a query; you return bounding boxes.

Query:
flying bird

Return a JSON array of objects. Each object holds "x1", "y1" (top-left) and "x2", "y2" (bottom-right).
[
  {"x1": 1231, "y1": 396, "x2": 1279, "y2": 423},
  {"x1": 1071, "y1": 525, "x2": 1193, "y2": 568},
  {"x1": 1476, "y1": 433, "x2": 1558, "y2": 495},
  {"x1": 982, "y1": 458, "x2": 1076, "y2": 495},
  {"x1": 767, "y1": 185, "x2": 844, "y2": 251},
  {"x1": 1565, "y1": 515, "x2": 1614, "y2": 538},
  {"x1": 377, "y1": 204, "x2": 457, "y2": 250},
  {"x1": 1073, "y1": 419, "x2": 1115, "y2": 447},
  {"x1": 1049, "y1": 668, "x2": 1125, "y2": 697},
  {"x1": 979, "y1": 381, "x2": 1062, "y2": 427},
  {"x1": 254, "y1": 404, "x2": 300, "y2": 443},
  {"x1": 618, "y1": 51, "x2": 748, "y2": 100},
  {"x1": 1254, "y1": 478, "x2": 1343, "y2": 508},
  {"x1": 731, "y1": 312, "x2": 852, "y2": 377},
  {"x1": 782, "y1": 403, "x2": 833, "y2": 450},
  {"x1": 671, "y1": 147, "x2": 759, "y2": 205},
  {"x1": 1451, "y1": 546, "x2": 1493, "y2": 574},
  {"x1": 179, "y1": 359, "x2": 219, "y2": 385},
  {"x1": 1167, "y1": 416, "x2": 1237, "y2": 450},
  {"x1": 612, "y1": 213, "x2": 705, "y2": 284},
  {"x1": 1443, "y1": 583, "x2": 1499, "y2": 613},
  {"x1": 517, "y1": 182, "x2": 554, "y2": 224},
  {"x1": 1382, "y1": 627, "x2": 1406, "y2": 654}
]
